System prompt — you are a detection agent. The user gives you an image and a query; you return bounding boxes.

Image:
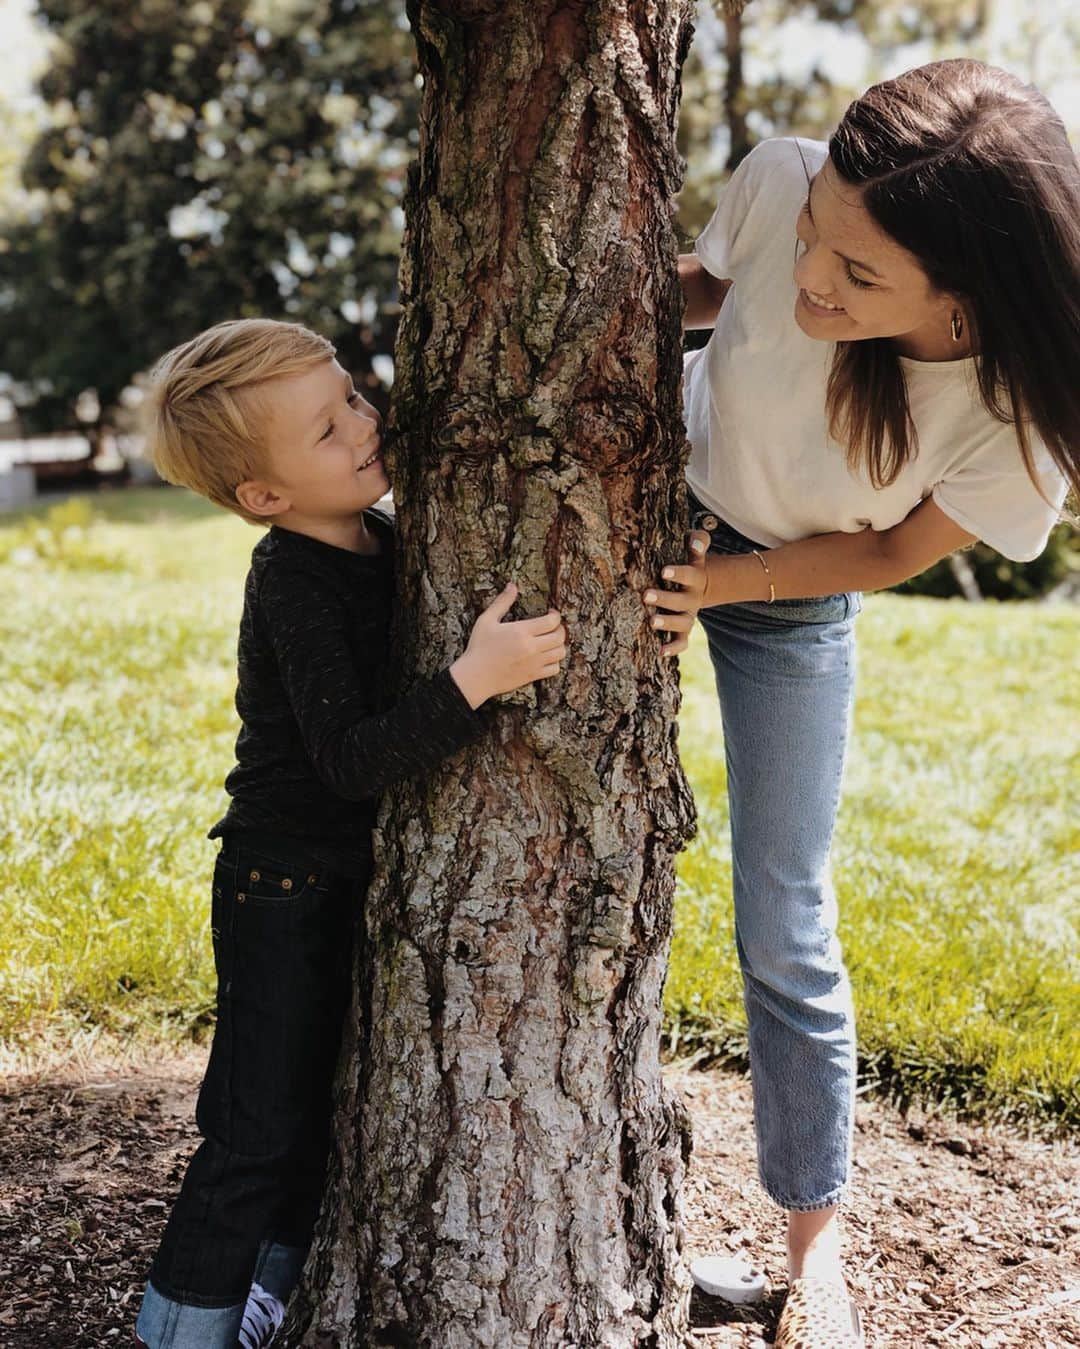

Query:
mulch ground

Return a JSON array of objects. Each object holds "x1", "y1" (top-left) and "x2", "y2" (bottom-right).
[{"x1": 0, "y1": 1052, "x2": 1077, "y2": 1347}]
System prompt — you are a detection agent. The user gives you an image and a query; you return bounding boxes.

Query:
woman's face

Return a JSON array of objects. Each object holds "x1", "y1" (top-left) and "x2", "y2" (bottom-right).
[{"x1": 793, "y1": 158, "x2": 958, "y2": 357}]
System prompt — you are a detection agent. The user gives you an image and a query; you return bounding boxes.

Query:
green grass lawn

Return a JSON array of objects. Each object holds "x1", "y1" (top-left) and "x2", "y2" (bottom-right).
[{"x1": 2, "y1": 490, "x2": 1078, "y2": 1129}]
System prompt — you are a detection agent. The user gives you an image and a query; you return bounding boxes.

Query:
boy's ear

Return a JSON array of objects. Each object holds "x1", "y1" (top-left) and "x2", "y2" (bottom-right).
[{"x1": 236, "y1": 480, "x2": 290, "y2": 519}]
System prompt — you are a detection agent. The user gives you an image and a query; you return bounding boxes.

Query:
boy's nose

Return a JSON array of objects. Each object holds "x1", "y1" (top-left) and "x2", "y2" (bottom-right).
[
  {"x1": 354, "y1": 425, "x2": 381, "y2": 460},
  {"x1": 351, "y1": 409, "x2": 379, "y2": 442}
]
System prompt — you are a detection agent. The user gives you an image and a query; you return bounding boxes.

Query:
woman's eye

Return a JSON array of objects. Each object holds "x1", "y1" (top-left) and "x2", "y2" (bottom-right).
[
  {"x1": 319, "y1": 421, "x2": 334, "y2": 441},
  {"x1": 347, "y1": 391, "x2": 362, "y2": 406},
  {"x1": 845, "y1": 267, "x2": 874, "y2": 290}
]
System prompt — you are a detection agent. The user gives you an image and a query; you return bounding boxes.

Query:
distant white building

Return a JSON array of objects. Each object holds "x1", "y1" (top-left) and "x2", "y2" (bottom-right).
[
  {"x1": 0, "y1": 432, "x2": 96, "y2": 512},
  {"x1": 0, "y1": 433, "x2": 93, "y2": 474}
]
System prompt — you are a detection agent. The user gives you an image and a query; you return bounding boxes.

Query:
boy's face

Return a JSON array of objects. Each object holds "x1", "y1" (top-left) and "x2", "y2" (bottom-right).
[{"x1": 238, "y1": 358, "x2": 389, "y2": 523}]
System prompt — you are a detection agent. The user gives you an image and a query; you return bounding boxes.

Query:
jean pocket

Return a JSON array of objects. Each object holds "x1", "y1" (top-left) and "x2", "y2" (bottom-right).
[{"x1": 233, "y1": 853, "x2": 325, "y2": 907}]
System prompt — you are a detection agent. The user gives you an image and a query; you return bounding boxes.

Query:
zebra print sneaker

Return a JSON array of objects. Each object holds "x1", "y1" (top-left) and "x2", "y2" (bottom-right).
[{"x1": 238, "y1": 1282, "x2": 286, "y2": 1349}]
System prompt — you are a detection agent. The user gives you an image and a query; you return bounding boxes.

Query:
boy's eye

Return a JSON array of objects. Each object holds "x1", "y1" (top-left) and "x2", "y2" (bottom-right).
[{"x1": 318, "y1": 391, "x2": 365, "y2": 441}]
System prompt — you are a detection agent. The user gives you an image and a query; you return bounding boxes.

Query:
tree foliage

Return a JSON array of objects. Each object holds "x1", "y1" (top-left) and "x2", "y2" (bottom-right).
[
  {"x1": 0, "y1": 0, "x2": 417, "y2": 430},
  {"x1": 2, "y1": 0, "x2": 1071, "y2": 598},
  {"x1": 678, "y1": 0, "x2": 989, "y2": 236}
]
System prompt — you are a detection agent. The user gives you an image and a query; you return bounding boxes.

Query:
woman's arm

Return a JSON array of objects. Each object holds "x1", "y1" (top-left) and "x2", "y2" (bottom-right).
[
  {"x1": 680, "y1": 254, "x2": 732, "y2": 330},
  {"x1": 644, "y1": 497, "x2": 977, "y2": 655}
]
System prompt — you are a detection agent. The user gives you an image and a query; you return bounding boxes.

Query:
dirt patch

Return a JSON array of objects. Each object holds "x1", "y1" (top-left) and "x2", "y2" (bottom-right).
[
  {"x1": 674, "y1": 1067, "x2": 1080, "y2": 1346},
  {"x1": 0, "y1": 1054, "x2": 202, "y2": 1346},
  {"x1": 0, "y1": 1053, "x2": 1076, "y2": 1346}
]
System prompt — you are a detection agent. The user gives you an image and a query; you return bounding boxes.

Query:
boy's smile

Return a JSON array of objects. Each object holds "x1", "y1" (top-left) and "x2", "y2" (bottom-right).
[
  {"x1": 236, "y1": 358, "x2": 390, "y2": 551},
  {"x1": 357, "y1": 443, "x2": 382, "y2": 473}
]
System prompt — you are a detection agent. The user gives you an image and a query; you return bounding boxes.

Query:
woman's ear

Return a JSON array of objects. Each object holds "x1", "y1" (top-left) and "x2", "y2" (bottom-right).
[{"x1": 235, "y1": 480, "x2": 290, "y2": 519}]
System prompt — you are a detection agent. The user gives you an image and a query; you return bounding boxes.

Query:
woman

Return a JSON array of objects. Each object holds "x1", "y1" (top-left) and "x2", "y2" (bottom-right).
[{"x1": 645, "y1": 59, "x2": 1077, "y2": 1347}]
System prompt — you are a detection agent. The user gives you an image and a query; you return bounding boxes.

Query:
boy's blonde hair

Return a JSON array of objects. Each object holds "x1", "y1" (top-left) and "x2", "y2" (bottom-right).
[{"x1": 144, "y1": 319, "x2": 336, "y2": 524}]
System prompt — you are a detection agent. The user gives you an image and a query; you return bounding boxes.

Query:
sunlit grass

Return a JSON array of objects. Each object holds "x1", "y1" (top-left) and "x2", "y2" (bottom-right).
[
  {"x1": 1, "y1": 493, "x2": 246, "y2": 1045},
  {"x1": 2, "y1": 490, "x2": 1078, "y2": 1128},
  {"x1": 668, "y1": 597, "x2": 1080, "y2": 1130}
]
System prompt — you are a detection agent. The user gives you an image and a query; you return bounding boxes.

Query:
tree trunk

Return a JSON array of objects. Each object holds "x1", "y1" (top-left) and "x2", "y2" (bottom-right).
[
  {"x1": 283, "y1": 2, "x2": 698, "y2": 1344},
  {"x1": 948, "y1": 549, "x2": 983, "y2": 602},
  {"x1": 722, "y1": 8, "x2": 749, "y2": 172}
]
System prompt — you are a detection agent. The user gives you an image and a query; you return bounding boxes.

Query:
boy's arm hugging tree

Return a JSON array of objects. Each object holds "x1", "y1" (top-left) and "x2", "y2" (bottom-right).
[{"x1": 257, "y1": 563, "x2": 565, "y2": 799}]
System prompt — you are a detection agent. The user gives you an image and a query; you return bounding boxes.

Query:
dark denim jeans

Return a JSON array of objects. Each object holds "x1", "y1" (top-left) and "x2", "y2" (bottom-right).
[{"x1": 137, "y1": 834, "x2": 368, "y2": 1347}]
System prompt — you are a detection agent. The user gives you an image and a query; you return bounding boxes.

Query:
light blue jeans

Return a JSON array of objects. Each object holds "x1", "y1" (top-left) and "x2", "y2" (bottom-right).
[
  {"x1": 136, "y1": 1239, "x2": 303, "y2": 1347},
  {"x1": 690, "y1": 492, "x2": 859, "y2": 1211}
]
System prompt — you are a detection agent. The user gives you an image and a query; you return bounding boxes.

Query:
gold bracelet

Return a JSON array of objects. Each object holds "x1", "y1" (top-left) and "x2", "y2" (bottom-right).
[{"x1": 751, "y1": 549, "x2": 775, "y2": 603}]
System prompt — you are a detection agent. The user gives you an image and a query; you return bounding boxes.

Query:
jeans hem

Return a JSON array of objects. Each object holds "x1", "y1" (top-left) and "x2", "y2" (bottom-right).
[
  {"x1": 761, "y1": 1178, "x2": 848, "y2": 1213},
  {"x1": 146, "y1": 1275, "x2": 251, "y2": 1311},
  {"x1": 136, "y1": 1280, "x2": 246, "y2": 1349}
]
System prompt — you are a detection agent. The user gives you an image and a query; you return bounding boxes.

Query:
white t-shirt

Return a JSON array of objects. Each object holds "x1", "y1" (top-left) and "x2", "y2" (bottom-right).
[{"x1": 684, "y1": 137, "x2": 1066, "y2": 561}]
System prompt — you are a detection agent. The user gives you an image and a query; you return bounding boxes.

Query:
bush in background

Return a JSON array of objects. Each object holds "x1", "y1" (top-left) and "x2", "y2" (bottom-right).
[{"x1": 896, "y1": 523, "x2": 1079, "y2": 601}]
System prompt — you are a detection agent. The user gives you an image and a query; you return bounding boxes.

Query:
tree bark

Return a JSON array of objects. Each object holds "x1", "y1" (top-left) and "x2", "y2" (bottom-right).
[
  {"x1": 283, "y1": 2, "x2": 698, "y2": 1344},
  {"x1": 722, "y1": 8, "x2": 749, "y2": 172}
]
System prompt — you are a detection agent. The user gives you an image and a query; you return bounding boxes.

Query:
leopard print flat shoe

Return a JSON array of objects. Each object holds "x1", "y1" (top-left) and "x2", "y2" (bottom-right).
[{"x1": 773, "y1": 1278, "x2": 863, "y2": 1348}]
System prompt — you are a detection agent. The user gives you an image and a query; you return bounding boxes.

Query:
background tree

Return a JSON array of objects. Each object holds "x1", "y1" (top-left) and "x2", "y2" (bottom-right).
[
  {"x1": 893, "y1": 528, "x2": 1079, "y2": 601},
  {"x1": 679, "y1": 0, "x2": 990, "y2": 230},
  {"x1": 282, "y1": 1, "x2": 700, "y2": 1344},
  {"x1": 0, "y1": 0, "x2": 416, "y2": 433}
]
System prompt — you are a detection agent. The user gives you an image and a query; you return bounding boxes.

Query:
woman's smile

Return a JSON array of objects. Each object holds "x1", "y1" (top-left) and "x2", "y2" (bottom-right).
[{"x1": 799, "y1": 287, "x2": 847, "y2": 317}]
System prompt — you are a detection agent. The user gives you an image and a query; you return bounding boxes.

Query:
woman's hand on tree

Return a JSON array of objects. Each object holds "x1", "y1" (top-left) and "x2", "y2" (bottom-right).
[
  {"x1": 642, "y1": 530, "x2": 711, "y2": 658},
  {"x1": 450, "y1": 583, "x2": 568, "y2": 707}
]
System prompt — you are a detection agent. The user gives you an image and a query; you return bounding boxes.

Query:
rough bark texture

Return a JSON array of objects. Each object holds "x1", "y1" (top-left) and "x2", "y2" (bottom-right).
[{"x1": 284, "y1": 3, "x2": 698, "y2": 1344}]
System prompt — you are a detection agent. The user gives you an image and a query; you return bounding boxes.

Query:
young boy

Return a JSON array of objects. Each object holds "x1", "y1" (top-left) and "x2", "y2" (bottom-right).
[{"x1": 134, "y1": 319, "x2": 567, "y2": 1349}]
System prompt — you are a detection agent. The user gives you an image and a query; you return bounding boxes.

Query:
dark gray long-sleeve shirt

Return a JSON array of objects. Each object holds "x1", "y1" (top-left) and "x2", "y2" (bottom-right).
[{"x1": 209, "y1": 510, "x2": 485, "y2": 875}]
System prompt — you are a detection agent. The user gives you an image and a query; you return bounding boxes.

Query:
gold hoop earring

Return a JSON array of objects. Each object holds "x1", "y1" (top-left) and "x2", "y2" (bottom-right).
[{"x1": 950, "y1": 311, "x2": 964, "y2": 343}]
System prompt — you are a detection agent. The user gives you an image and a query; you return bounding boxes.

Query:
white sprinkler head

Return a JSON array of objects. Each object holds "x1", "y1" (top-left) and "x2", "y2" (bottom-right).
[{"x1": 690, "y1": 1255, "x2": 768, "y2": 1305}]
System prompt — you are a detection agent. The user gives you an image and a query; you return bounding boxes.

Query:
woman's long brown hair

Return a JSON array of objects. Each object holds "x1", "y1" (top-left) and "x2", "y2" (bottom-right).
[{"x1": 825, "y1": 60, "x2": 1080, "y2": 500}]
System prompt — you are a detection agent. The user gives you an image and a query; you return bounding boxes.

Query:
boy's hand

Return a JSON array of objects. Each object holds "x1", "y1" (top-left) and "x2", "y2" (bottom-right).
[
  {"x1": 642, "y1": 530, "x2": 710, "y2": 658},
  {"x1": 450, "y1": 583, "x2": 567, "y2": 708}
]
